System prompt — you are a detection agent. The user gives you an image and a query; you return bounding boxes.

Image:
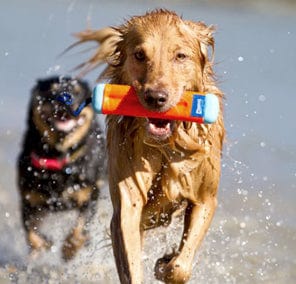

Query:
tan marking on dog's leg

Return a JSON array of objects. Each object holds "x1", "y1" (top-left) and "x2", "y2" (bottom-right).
[
  {"x1": 28, "y1": 230, "x2": 52, "y2": 251},
  {"x1": 62, "y1": 187, "x2": 94, "y2": 261},
  {"x1": 62, "y1": 216, "x2": 88, "y2": 261},
  {"x1": 69, "y1": 186, "x2": 92, "y2": 207},
  {"x1": 23, "y1": 191, "x2": 46, "y2": 207},
  {"x1": 155, "y1": 198, "x2": 217, "y2": 283}
]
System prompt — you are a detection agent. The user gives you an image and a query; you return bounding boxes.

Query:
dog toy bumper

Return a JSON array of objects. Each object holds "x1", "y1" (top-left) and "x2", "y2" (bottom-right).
[{"x1": 92, "y1": 84, "x2": 219, "y2": 124}]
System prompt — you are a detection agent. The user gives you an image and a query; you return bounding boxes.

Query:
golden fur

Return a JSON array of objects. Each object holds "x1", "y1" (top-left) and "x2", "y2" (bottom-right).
[{"x1": 72, "y1": 9, "x2": 224, "y2": 283}]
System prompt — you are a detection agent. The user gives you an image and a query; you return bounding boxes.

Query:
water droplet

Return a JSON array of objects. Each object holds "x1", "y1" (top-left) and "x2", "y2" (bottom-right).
[
  {"x1": 260, "y1": 142, "x2": 266, "y2": 148},
  {"x1": 240, "y1": 222, "x2": 246, "y2": 228},
  {"x1": 51, "y1": 245, "x2": 57, "y2": 253},
  {"x1": 238, "y1": 56, "x2": 244, "y2": 62},
  {"x1": 265, "y1": 199, "x2": 271, "y2": 206},
  {"x1": 258, "y1": 94, "x2": 266, "y2": 102},
  {"x1": 74, "y1": 184, "x2": 80, "y2": 191},
  {"x1": 46, "y1": 65, "x2": 61, "y2": 75}
]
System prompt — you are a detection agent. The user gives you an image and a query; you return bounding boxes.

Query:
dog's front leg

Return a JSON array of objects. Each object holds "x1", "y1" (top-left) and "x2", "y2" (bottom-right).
[
  {"x1": 107, "y1": 119, "x2": 161, "y2": 283},
  {"x1": 62, "y1": 186, "x2": 99, "y2": 261},
  {"x1": 155, "y1": 197, "x2": 217, "y2": 283},
  {"x1": 21, "y1": 197, "x2": 52, "y2": 255},
  {"x1": 62, "y1": 214, "x2": 88, "y2": 261},
  {"x1": 110, "y1": 177, "x2": 145, "y2": 284}
]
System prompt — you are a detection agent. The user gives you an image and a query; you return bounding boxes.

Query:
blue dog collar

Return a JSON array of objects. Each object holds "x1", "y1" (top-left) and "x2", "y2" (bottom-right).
[{"x1": 55, "y1": 92, "x2": 92, "y2": 117}]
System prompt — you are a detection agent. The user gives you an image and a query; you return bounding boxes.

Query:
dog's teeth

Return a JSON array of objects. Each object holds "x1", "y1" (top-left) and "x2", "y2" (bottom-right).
[
  {"x1": 77, "y1": 117, "x2": 85, "y2": 126},
  {"x1": 55, "y1": 119, "x2": 77, "y2": 132},
  {"x1": 147, "y1": 121, "x2": 171, "y2": 138}
]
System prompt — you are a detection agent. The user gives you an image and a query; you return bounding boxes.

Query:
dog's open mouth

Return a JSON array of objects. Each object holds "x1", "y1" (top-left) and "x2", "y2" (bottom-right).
[
  {"x1": 54, "y1": 115, "x2": 85, "y2": 133},
  {"x1": 146, "y1": 118, "x2": 173, "y2": 140}
]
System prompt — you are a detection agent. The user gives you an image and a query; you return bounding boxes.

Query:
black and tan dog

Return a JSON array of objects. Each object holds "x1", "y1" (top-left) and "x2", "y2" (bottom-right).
[{"x1": 18, "y1": 75, "x2": 105, "y2": 260}]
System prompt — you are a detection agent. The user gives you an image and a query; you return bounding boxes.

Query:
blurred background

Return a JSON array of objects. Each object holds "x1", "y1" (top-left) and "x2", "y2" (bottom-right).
[{"x1": 1, "y1": 0, "x2": 295, "y2": 283}]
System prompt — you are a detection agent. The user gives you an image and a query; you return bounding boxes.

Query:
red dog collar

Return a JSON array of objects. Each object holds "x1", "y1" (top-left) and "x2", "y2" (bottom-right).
[{"x1": 31, "y1": 152, "x2": 69, "y2": 171}]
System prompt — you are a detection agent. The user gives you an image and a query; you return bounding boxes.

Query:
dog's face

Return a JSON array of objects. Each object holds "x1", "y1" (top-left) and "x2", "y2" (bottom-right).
[
  {"x1": 73, "y1": 10, "x2": 215, "y2": 141},
  {"x1": 31, "y1": 76, "x2": 93, "y2": 149},
  {"x1": 115, "y1": 12, "x2": 215, "y2": 140}
]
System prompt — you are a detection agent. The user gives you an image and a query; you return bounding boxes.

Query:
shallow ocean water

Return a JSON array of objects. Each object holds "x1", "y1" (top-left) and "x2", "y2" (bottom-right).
[{"x1": 1, "y1": 0, "x2": 295, "y2": 283}]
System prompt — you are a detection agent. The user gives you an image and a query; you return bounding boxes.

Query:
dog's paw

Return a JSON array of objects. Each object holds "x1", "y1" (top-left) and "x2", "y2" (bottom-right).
[
  {"x1": 28, "y1": 231, "x2": 52, "y2": 251},
  {"x1": 154, "y1": 254, "x2": 191, "y2": 284},
  {"x1": 62, "y1": 229, "x2": 89, "y2": 261}
]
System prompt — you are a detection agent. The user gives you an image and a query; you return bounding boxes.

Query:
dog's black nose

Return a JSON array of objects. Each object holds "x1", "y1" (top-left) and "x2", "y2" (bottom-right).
[{"x1": 144, "y1": 89, "x2": 168, "y2": 109}]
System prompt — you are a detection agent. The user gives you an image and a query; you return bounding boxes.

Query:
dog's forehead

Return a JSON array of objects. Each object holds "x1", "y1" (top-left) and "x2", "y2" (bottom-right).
[
  {"x1": 126, "y1": 17, "x2": 197, "y2": 50},
  {"x1": 49, "y1": 79, "x2": 82, "y2": 94}
]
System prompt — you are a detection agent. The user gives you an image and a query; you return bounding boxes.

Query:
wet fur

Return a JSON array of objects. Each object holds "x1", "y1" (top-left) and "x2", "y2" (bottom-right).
[
  {"x1": 18, "y1": 76, "x2": 106, "y2": 261},
  {"x1": 72, "y1": 9, "x2": 224, "y2": 283}
]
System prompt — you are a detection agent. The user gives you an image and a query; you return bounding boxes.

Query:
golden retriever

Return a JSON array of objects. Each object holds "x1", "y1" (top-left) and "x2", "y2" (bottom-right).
[{"x1": 71, "y1": 9, "x2": 224, "y2": 283}]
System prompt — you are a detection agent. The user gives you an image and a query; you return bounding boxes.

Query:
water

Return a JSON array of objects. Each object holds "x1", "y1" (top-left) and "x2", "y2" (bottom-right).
[{"x1": 1, "y1": 0, "x2": 296, "y2": 283}]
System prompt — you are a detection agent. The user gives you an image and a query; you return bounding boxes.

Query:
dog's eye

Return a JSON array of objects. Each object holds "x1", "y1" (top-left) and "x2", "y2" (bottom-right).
[
  {"x1": 176, "y1": 52, "x2": 187, "y2": 61},
  {"x1": 134, "y1": 50, "x2": 146, "y2": 62}
]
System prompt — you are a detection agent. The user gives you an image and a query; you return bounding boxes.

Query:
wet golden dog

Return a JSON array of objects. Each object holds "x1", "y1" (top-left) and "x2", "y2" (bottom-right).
[{"x1": 72, "y1": 9, "x2": 224, "y2": 283}]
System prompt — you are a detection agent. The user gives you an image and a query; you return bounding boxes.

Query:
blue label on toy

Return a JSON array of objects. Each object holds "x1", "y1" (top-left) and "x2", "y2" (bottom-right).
[{"x1": 191, "y1": 95, "x2": 205, "y2": 117}]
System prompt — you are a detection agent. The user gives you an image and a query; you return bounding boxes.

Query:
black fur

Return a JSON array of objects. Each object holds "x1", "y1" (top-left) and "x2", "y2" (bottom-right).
[{"x1": 17, "y1": 75, "x2": 106, "y2": 259}]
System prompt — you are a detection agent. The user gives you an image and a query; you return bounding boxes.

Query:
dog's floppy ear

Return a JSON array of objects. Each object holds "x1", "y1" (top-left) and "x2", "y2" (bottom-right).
[
  {"x1": 185, "y1": 21, "x2": 215, "y2": 63},
  {"x1": 67, "y1": 27, "x2": 123, "y2": 77}
]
